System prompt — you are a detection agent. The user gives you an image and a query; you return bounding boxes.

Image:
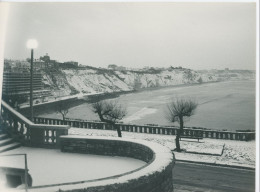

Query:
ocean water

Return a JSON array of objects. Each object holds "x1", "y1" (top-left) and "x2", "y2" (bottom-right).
[{"x1": 42, "y1": 80, "x2": 256, "y2": 131}]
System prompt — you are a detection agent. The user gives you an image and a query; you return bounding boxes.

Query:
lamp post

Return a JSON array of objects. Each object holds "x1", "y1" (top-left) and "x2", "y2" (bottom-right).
[{"x1": 26, "y1": 39, "x2": 38, "y2": 122}]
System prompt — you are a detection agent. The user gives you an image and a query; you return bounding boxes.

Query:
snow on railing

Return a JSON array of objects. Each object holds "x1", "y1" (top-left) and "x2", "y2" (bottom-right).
[{"x1": 33, "y1": 117, "x2": 255, "y2": 141}]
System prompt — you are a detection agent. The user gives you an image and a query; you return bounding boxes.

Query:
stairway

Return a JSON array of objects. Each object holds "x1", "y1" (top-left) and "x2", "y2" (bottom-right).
[{"x1": 0, "y1": 133, "x2": 21, "y2": 153}]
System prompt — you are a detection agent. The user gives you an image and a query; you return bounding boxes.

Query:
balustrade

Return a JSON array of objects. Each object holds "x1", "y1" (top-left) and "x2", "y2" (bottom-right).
[
  {"x1": 1, "y1": 101, "x2": 70, "y2": 148},
  {"x1": 32, "y1": 116, "x2": 255, "y2": 141}
]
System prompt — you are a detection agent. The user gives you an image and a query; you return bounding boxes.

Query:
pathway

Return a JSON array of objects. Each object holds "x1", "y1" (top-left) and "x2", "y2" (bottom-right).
[{"x1": 173, "y1": 161, "x2": 255, "y2": 192}]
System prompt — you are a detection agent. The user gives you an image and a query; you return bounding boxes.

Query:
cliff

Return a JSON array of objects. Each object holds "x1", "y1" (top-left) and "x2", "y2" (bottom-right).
[{"x1": 41, "y1": 67, "x2": 255, "y2": 98}]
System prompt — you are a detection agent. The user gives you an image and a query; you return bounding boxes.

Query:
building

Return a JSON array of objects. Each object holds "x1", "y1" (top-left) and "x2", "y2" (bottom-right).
[
  {"x1": 40, "y1": 53, "x2": 56, "y2": 68},
  {"x1": 16, "y1": 61, "x2": 30, "y2": 70},
  {"x1": 36, "y1": 54, "x2": 79, "y2": 69},
  {"x1": 108, "y1": 64, "x2": 117, "y2": 70},
  {"x1": 4, "y1": 60, "x2": 31, "y2": 73},
  {"x1": 33, "y1": 59, "x2": 46, "y2": 69},
  {"x1": 62, "y1": 61, "x2": 79, "y2": 68},
  {"x1": 3, "y1": 60, "x2": 12, "y2": 72},
  {"x1": 40, "y1": 53, "x2": 50, "y2": 63},
  {"x1": 108, "y1": 64, "x2": 126, "y2": 71},
  {"x1": 2, "y1": 72, "x2": 51, "y2": 103}
]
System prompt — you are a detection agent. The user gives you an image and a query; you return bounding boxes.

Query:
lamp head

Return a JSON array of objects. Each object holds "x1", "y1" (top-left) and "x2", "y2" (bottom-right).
[{"x1": 26, "y1": 39, "x2": 38, "y2": 49}]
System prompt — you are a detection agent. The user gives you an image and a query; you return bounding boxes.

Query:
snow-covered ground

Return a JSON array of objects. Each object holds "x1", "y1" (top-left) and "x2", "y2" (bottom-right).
[
  {"x1": 69, "y1": 128, "x2": 256, "y2": 168},
  {"x1": 0, "y1": 147, "x2": 145, "y2": 186}
]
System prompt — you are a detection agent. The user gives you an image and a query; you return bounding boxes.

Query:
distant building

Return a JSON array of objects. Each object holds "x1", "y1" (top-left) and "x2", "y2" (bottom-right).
[
  {"x1": 108, "y1": 64, "x2": 127, "y2": 71},
  {"x1": 16, "y1": 61, "x2": 30, "y2": 69},
  {"x1": 41, "y1": 53, "x2": 59, "y2": 68},
  {"x1": 4, "y1": 60, "x2": 30, "y2": 73},
  {"x1": 40, "y1": 53, "x2": 50, "y2": 63},
  {"x1": 116, "y1": 66, "x2": 127, "y2": 71},
  {"x1": 3, "y1": 60, "x2": 12, "y2": 72},
  {"x1": 143, "y1": 66, "x2": 150, "y2": 70},
  {"x1": 108, "y1": 64, "x2": 117, "y2": 70},
  {"x1": 39, "y1": 53, "x2": 56, "y2": 68},
  {"x1": 33, "y1": 59, "x2": 46, "y2": 69},
  {"x1": 62, "y1": 61, "x2": 78, "y2": 68},
  {"x1": 4, "y1": 54, "x2": 79, "y2": 72}
]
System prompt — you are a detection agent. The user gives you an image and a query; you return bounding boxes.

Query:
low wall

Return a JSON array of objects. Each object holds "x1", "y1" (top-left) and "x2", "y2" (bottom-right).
[
  {"x1": 28, "y1": 136, "x2": 174, "y2": 192},
  {"x1": 60, "y1": 136, "x2": 154, "y2": 163}
]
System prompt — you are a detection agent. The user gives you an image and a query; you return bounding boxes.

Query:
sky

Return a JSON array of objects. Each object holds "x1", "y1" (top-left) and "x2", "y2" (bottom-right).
[{"x1": 2, "y1": 2, "x2": 257, "y2": 70}]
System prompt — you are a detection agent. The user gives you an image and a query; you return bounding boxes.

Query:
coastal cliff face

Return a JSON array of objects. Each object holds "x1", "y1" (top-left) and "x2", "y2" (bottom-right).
[{"x1": 41, "y1": 67, "x2": 255, "y2": 97}]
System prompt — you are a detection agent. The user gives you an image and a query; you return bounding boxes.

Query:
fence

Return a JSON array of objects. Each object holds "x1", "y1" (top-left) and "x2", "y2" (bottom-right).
[
  {"x1": 33, "y1": 117, "x2": 255, "y2": 141},
  {"x1": 1, "y1": 101, "x2": 70, "y2": 148}
]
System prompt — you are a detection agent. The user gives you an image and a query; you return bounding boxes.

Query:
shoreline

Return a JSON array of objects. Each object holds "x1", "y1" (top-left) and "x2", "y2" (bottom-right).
[{"x1": 20, "y1": 80, "x2": 220, "y2": 116}]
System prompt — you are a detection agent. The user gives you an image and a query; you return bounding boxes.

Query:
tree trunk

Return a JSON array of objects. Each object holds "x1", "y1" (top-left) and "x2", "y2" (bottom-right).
[
  {"x1": 179, "y1": 116, "x2": 184, "y2": 135},
  {"x1": 175, "y1": 133, "x2": 181, "y2": 152},
  {"x1": 115, "y1": 124, "x2": 122, "y2": 137},
  {"x1": 175, "y1": 116, "x2": 184, "y2": 152}
]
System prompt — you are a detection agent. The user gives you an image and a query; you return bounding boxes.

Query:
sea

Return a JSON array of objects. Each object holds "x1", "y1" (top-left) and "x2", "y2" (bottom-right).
[{"x1": 40, "y1": 80, "x2": 256, "y2": 131}]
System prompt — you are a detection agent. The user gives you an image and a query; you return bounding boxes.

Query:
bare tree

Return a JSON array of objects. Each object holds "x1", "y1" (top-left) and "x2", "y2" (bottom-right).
[
  {"x1": 56, "y1": 100, "x2": 69, "y2": 121},
  {"x1": 165, "y1": 98, "x2": 198, "y2": 152},
  {"x1": 92, "y1": 99, "x2": 127, "y2": 137},
  {"x1": 197, "y1": 77, "x2": 203, "y2": 84}
]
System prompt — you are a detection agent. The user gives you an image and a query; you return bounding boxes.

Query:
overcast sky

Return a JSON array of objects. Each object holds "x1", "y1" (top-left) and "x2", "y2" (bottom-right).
[{"x1": 3, "y1": 2, "x2": 256, "y2": 70}]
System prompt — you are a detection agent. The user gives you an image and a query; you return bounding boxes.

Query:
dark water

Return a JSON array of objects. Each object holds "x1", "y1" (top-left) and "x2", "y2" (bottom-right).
[{"x1": 41, "y1": 80, "x2": 255, "y2": 131}]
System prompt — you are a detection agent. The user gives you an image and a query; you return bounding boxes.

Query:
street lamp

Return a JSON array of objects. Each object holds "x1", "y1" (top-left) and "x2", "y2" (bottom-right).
[{"x1": 26, "y1": 39, "x2": 38, "y2": 122}]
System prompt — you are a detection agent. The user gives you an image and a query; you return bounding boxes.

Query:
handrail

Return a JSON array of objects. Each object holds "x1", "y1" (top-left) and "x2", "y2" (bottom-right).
[
  {"x1": 1, "y1": 100, "x2": 32, "y2": 125},
  {"x1": 31, "y1": 124, "x2": 70, "y2": 130}
]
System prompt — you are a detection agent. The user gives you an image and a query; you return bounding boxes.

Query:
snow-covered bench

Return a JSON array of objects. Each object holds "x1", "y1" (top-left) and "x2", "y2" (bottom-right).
[{"x1": 179, "y1": 135, "x2": 203, "y2": 142}]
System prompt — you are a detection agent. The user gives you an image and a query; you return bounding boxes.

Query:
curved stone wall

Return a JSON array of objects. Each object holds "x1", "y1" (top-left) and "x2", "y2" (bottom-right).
[{"x1": 28, "y1": 135, "x2": 174, "y2": 192}]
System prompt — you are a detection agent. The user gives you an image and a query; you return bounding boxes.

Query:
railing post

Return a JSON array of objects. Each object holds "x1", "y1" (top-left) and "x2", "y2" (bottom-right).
[
  {"x1": 13, "y1": 119, "x2": 18, "y2": 134},
  {"x1": 20, "y1": 123, "x2": 24, "y2": 135}
]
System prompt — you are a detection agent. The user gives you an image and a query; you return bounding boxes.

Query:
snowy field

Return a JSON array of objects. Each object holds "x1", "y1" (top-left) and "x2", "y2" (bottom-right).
[
  {"x1": 41, "y1": 80, "x2": 255, "y2": 131},
  {"x1": 69, "y1": 128, "x2": 256, "y2": 168},
  {"x1": 0, "y1": 147, "x2": 145, "y2": 186}
]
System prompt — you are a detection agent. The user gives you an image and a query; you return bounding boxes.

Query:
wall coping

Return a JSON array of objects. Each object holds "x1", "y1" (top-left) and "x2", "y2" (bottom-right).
[
  {"x1": 30, "y1": 124, "x2": 70, "y2": 130},
  {"x1": 22, "y1": 135, "x2": 173, "y2": 192}
]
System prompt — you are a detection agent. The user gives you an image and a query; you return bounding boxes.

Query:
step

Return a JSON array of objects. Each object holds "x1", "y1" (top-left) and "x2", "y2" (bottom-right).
[
  {"x1": 0, "y1": 134, "x2": 8, "y2": 140},
  {"x1": 0, "y1": 138, "x2": 13, "y2": 147},
  {"x1": 0, "y1": 143, "x2": 21, "y2": 153}
]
